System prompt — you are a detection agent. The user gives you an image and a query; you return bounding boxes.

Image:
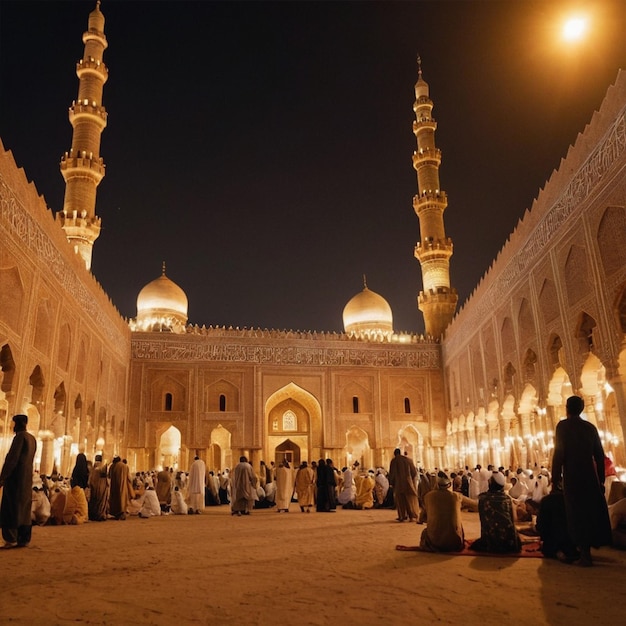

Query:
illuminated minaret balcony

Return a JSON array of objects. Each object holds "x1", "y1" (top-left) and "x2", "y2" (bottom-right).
[
  {"x1": 56, "y1": 1, "x2": 108, "y2": 271},
  {"x1": 411, "y1": 58, "x2": 457, "y2": 338}
]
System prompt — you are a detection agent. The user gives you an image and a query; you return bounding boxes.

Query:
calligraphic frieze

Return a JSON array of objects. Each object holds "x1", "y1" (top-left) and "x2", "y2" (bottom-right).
[
  {"x1": 131, "y1": 338, "x2": 441, "y2": 369},
  {"x1": 0, "y1": 175, "x2": 126, "y2": 353},
  {"x1": 446, "y1": 107, "x2": 626, "y2": 356}
]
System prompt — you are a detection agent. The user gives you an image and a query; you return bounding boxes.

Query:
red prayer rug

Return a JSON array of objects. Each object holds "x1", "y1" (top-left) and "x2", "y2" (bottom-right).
[{"x1": 395, "y1": 540, "x2": 544, "y2": 557}]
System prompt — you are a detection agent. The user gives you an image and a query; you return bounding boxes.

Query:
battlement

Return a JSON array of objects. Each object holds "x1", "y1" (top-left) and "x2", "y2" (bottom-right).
[
  {"x1": 69, "y1": 100, "x2": 107, "y2": 125},
  {"x1": 76, "y1": 57, "x2": 108, "y2": 79},
  {"x1": 412, "y1": 148, "x2": 441, "y2": 168},
  {"x1": 60, "y1": 151, "x2": 105, "y2": 181},
  {"x1": 413, "y1": 118, "x2": 437, "y2": 132},
  {"x1": 56, "y1": 210, "x2": 102, "y2": 233},
  {"x1": 415, "y1": 237, "x2": 453, "y2": 254}
]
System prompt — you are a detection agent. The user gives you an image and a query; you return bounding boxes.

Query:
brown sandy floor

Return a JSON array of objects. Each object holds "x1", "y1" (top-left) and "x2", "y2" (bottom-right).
[{"x1": 1, "y1": 506, "x2": 623, "y2": 625}]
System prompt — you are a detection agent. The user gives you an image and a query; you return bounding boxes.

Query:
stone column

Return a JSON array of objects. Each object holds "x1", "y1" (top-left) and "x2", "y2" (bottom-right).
[{"x1": 39, "y1": 431, "x2": 55, "y2": 476}]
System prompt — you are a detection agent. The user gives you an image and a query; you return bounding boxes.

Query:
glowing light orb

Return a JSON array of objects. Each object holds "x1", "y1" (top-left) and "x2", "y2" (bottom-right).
[{"x1": 562, "y1": 16, "x2": 588, "y2": 42}]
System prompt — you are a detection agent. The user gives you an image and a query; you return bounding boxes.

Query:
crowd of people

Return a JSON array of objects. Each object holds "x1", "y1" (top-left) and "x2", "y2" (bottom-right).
[{"x1": 1, "y1": 396, "x2": 625, "y2": 567}]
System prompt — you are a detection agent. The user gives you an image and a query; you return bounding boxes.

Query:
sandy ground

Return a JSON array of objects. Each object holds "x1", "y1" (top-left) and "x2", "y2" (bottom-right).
[{"x1": 0, "y1": 505, "x2": 624, "y2": 626}]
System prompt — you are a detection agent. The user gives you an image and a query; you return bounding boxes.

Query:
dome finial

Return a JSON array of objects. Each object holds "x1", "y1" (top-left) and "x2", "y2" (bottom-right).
[
  {"x1": 162, "y1": 261, "x2": 166, "y2": 276},
  {"x1": 417, "y1": 54, "x2": 422, "y2": 77},
  {"x1": 363, "y1": 274, "x2": 368, "y2": 289}
]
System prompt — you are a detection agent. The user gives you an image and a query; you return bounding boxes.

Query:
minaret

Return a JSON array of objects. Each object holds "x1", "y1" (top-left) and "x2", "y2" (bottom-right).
[
  {"x1": 56, "y1": 1, "x2": 108, "y2": 270},
  {"x1": 412, "y1": 57, "x2": 457, "y2": 338}
]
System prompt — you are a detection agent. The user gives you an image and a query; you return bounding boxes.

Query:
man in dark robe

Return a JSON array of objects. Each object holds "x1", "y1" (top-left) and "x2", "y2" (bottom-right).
[
  {"x1": 0, "y1": 414, "x2": 37, "y2": 548},
  {"x1": 551, "y1": 395, "x2": 612, "y2": 566},
  {"x1": 536, "y1": 484, "x2": 579, "y2": 562},
  {"x1": 388, "y1": 448, "x2": 418, "y2": 522},
  {"x1": 108, "y1": 456, "x2": 132, "y2": 520},
  {"x1": 315, "y1": 458, "x2": 334, "y2": 512},
  {"x1": 71, "y1": 453, "x2": 89, "y2": 489}
]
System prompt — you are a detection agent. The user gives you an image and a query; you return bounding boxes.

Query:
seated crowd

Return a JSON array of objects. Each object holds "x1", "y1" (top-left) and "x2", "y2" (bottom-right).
[{"x1": 28, "y1": 451, "x2": 626, "y2": 566}]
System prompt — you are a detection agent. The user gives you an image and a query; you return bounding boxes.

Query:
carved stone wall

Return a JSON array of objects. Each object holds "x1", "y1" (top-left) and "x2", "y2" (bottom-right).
[
  {"x1": 0, "y1": 142, "x2": 130, "y2": 464},
  {"x1": 443, "y1": 71, "x2": 626, "y2": 468}
]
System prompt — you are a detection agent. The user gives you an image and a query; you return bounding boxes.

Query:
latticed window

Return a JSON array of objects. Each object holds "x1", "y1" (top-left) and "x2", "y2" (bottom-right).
[{"x1": 282, "y1": 410, "x2": 297, "y2": 431}]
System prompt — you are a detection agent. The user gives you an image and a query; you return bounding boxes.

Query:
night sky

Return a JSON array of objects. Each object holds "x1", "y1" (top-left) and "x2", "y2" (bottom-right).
[{"x1": 1, "y1": 1, "x2": 625, "y2": 333}]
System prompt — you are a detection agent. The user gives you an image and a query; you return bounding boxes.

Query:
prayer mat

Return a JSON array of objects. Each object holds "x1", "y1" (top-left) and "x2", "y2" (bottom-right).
[{"x1": 395, "y1": 540, "x2": 544, "y2": 557}]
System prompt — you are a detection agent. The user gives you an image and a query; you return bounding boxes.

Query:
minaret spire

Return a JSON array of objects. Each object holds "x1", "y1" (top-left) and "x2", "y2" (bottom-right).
[
  {"x1": 411, "y1": 58, "x2": 457, "y2": 338},
  {"x1": 56, "y1": 1, "x2": 108, "y2": 270}
]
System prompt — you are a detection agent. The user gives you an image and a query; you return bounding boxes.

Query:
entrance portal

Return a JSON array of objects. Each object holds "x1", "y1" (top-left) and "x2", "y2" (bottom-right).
[{"x1": 275, "y1": 439, "x2": 300, "y2": 467}]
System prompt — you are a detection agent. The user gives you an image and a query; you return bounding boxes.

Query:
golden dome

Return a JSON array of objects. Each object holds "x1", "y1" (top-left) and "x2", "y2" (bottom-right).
[
  {"x1": 343, "y1": 286, "x2": 393, "y2": 338},
  {"x1": 135, "y1": 265, "x2": 188, "y2": 332}
]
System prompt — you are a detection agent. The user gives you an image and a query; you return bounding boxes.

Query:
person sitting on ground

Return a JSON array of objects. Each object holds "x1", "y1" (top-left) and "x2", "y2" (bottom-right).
[
  {"x1": 536, "y1": 483, "x2": 579, "y2": 562},
  {"x1": 31, "y1": 485, "x2": 51, "y2": 526},
  {"x1": 608, "y1": 498, "x2": 626, "y2": 549},
  {"x1": 50, "y1": 479, "x2": 89, "y2": 525},
  {"x1": 337, "y1": 466, "x2": 356, "y2": 509},
  {"x1": 355, "y1": 470, "x2": 375, "y2": 510},
  {"x1": 374, "y1": 468, "x2": 389, "y2": 507},
  {"x1": 139, "y1": 484, "x2": 162, "y2": 518},
  {"x1": 419, "y1": 472, "x2": 465, "y2": 552},
  {"x1": 170, "y1": 486, "x2": 188, "y2": 515},
  {"x1": 470, "y1": 471, "x2": 521, "y2": 553}
]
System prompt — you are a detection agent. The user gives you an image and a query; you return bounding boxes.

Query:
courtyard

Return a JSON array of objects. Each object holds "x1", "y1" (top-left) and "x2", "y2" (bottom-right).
[{"x1": 0, "y1": 505, "x2": 623, "y2": 625}]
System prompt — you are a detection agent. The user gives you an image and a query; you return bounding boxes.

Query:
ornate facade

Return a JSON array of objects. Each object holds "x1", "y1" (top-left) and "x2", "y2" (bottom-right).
[
  {"x1": 0, "y1": 4, "x2": 624, "y2": 475},
  {"x1": 443, "y1": 73, "x2": 626, "y2": 469}
]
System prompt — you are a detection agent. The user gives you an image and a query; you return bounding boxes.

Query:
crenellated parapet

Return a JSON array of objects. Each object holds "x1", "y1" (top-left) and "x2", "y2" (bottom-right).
[{"x1": 59, "y1": 149, "x2": 106, "y2": 181}]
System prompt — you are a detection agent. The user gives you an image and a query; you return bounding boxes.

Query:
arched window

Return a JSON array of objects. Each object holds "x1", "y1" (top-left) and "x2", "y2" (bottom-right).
[
  {"x1": 219, "y1": 394, "x2": 226, "y2": 412},
  {"x1": 404, "y1": 397, "x2": 411, "y2": 413},
  {"x1": 282, "y1": 410, "x2": 297, "y2": 431},
  {"x1": 353, "y1": 396, "x2": 359, "y2": 414},
  {"x1": 164, "y1": 393, "x2": 173, "y2": 411}
]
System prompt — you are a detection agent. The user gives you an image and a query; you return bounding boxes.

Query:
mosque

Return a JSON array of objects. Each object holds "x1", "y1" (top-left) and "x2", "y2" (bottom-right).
[{"x1": 1, "y1": 3, "x2": 625, "y2": 476}]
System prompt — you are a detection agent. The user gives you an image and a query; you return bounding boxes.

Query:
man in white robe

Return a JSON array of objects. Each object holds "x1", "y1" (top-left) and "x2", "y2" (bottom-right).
[
  {"x1": 275, "y1": 461, "x2": 294, "y2": 512},
  {"x1": 139, "y1": 487, "x2": 162, "y2": 518},
  {"x1": 337, "y1": 467, "x2": 356, "y2": 507},
  {"x1": 170, "y1": 486, "x2": 188, "y2": 515},
  {"x1": 188, "y1": 456, "x2": 206, "y2": 514}
]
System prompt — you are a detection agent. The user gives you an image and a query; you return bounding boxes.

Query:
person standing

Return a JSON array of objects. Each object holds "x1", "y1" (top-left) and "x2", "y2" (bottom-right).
[
  {"x1": 188, "y1": 456, "x2": 206, "y2": 514},
  {"x1": 387, "y1": 448, "x2": 418, "y2": 522},
  {"x1": 0, "y1": 414, "x2": 37, "y2": 548},
  {"x1": 551, "y1": 395, "x2": 612, "y2": 566},
  {"x1": 275, "y1": 460, "x2": 294, "y2": 512},
  {"x1": 88, "y1": 454, "x2": 109, "y2": 521},
  {"x1": 315, "y1": 458, "x2": 334, "y2": 512},
  {"x1": 294, "y1": 461, "x2": 315, "y2": 513},
  {"x1": 108, "y1": 456, "x2": 132, "y2": 520},
  {"x1": 230, "y1": 456, "x2": 257, "y2": 516}
]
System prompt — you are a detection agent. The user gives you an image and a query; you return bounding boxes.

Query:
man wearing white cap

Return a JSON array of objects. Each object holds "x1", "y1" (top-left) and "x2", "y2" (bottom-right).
[
  {"x1": 470, "y1": 471, "x2": 521, "y2": 553},
  {"x1": 419, "y1": 472, "x2": 465, "y2": 552}
]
